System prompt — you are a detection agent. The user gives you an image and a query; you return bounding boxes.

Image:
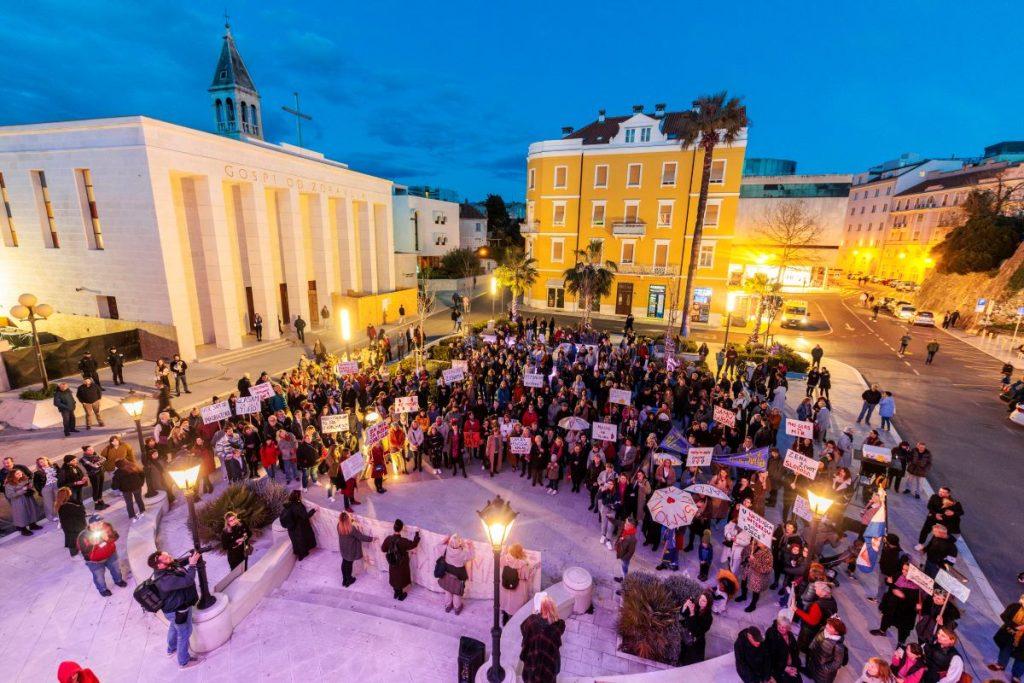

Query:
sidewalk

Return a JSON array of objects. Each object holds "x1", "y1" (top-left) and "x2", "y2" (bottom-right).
[{"x1": 936, "y1": 322, "x2": 1024, "y2": 368}]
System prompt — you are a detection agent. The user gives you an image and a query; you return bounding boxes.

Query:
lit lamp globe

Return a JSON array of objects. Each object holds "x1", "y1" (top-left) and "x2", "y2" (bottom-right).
[
  {"x1": 806, "y1": 489, "x2": 834, "y2": 517},
  {"x1": 168, "y1": 463, "x2": 201, "y2": 492},
  {"x1": 9, "y1": 305, "x2": 29, "y2": 321},
  {"x1": 17, "y1": 293, "x2": 38, "y2": 308},
  {"x1": 120, "y1": 391, "x2": 145, "y2": 419},
  {"x1": 477, "y1": 495, "x2": 517, "y2": 551},
  {"x1": 490, "y1": 276, "x2": 498, "y2": 296},
  {"x1": 339, "y1": 309, "x2": 352, "y2": 342},
  {"x1": 34, "y1": 303, "x2": 53, "y2": 318}
]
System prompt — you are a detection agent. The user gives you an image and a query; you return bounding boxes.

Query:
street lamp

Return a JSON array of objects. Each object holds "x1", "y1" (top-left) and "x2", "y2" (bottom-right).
[
  {"x1": 478, "y1": 495, "x2": 517, "y2": 683},
  {"x1": 9, "y1": 293, "x2": 54, "y2": 389},
  {"x1": 340, "y1": 308, "x2": 352, "y2": 360},
  {"x1": 167, "y1": 462, "x2": 216, "y2": 610},
  {"x1": 490, "y1": 276, "x2": 498, "y2": 319},
  {"x1": 119, "y1": 391, "x2": 153, "y2": 496},
  {"x1": 720, "y1": 292, "x2": 738, "y2": 378},
  {"x1": 805, "y1": 488, "x2": 834, "y2": 562}
]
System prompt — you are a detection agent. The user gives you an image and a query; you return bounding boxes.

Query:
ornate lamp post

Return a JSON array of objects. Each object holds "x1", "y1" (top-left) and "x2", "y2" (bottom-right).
[
  {"x1": 805, "y1": 489, "x2": 834, "y2": 562},
  {"x1": 119, "y1": 391, "x2": 154, "y2": 496},
  {"x1": 9, "y1": 293, "x2": 54, "y2": 389},
  {"x1": 478, "y1": 495, "x2": 517, "y2": 683},
  {"x1": 167, "y1": 462, "x2": 216, "y2": 609}
]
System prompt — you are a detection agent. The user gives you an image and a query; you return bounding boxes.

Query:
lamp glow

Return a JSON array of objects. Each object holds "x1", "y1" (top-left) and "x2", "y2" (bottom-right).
[
  {"x1": 9, "y1": 304, "x2": 29, "y2": 320},
  {"x1": 477, "y1": 495, "x2": 517, "y2": 551},
  {"x1": 490, "y1": 276, "x2": 498, "y2": 296},
  {"x1": 120, "y1": 391, "x2": 145, "y2": 419},
  {"x1": 806, "y1": 489, "x2": 834, "y2": 516},
  {"x1": 726, "y1": 291, "x2": 738, "y2": 314},
  {"x1": 339, "y1": 309, "x2": 352, "y2": 342},
  {"x1": 18, "y1": 293, "x2": 38, "y2": 308},
  {"x1": 168, "y1": 463, "x2": 201, "y2": 491}
]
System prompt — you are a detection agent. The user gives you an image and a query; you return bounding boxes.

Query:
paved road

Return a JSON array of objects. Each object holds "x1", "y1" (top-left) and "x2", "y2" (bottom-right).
[{"x1": 773, "y1": 291, "x2": 1022, "y2": 603}]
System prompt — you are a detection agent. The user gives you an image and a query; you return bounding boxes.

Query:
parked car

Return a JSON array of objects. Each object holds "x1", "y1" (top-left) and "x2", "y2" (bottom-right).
[
  {"x1": 896, "y1": 304, "x2": 917, "y2": 320},
  {"x1": 913, "y1": 311, "x2": 936, "y2": 326},
  {"x1": 780, "y1": 300, "x2": 811, "y2": 328},
  {"x1": 887, "y1": 299, "x2": 912, "y2": 313},
  {"x1": 1010, "y1": 402, "x2": 1024, "y2": 427}
]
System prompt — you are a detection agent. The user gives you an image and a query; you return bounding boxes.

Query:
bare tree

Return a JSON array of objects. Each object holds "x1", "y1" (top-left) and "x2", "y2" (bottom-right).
[
  {"x1": 414, "y1": 277, "x2": 436, "y2": 373},
  {"x1": 753, "y1": 201, "x2": 825, "y2": 285}
]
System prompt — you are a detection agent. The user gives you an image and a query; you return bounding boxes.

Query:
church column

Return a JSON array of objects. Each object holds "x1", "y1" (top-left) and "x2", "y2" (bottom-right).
[
  {"x1": 279, "y1": 187, "x2": 311, "y2": 325},
  {"x1": 150, "y1": 173, "x2": 198, "y2": 360},
  {"x1": 309, "y1": 193, "x2": 338, "y2": 322},
  {"x1": 357, "y1": 200, "x2": 379, "y2": 294},
  {"x1": 373, "y1": 201, "x2": 396, "y2": 292},
  {"x1": 192, "y1": 175, "x2": 243, "y2": 350},
  {"x1": 338, "y1": 197, "x2": 361, "y2": 292},
  {"x1": 238, "y1": 182, "x2": 281, "y2": 340}
]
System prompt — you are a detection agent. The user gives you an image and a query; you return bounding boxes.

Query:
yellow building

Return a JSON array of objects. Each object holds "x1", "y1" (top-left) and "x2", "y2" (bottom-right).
[{"x1": 523, "y1": 104, "x2": 747, "y2": 325}]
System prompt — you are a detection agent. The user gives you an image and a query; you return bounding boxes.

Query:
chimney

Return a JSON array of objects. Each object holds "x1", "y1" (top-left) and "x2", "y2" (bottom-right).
[
  {"x1": 654, "y1": 103, "x2": 666, "y2": 118},
  {"x1": 632, "y1": 104, "x2": 644, "y2": 114},
  {"x1": 561, "y1": 126, "x2": 574, "y2": 136},
  {"x1": 598, "y1": 109, "x2": 606, "y2": 122}
]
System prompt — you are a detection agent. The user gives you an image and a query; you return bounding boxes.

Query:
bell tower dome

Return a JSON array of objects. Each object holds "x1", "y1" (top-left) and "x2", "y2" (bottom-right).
[{"x1": 208, "y1": 19, "x2": 262, "y2": 140}]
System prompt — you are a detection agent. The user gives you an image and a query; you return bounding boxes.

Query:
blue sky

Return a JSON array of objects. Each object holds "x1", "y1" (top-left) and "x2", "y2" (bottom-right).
[{"x1": 2, "y1": 1, "x2": 1021, "y2": 201}]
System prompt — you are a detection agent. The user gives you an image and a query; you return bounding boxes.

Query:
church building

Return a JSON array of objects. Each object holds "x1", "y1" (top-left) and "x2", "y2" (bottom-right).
[{"x1": 0, "y1": 22, "x2": 409, "y2": 361}]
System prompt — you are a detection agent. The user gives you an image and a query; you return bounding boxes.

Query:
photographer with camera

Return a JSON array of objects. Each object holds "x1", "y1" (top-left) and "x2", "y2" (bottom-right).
[{"x1": 147, "y1": 549, "x2": 203, "y2": 669}]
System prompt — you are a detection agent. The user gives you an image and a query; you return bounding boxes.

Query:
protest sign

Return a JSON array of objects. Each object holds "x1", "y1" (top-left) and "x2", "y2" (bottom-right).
[
  {"x1": 234, "y1": 395, "x2": 261, "y2": 416},
  {"x1": 684, "y1": 483, "x2": 731, "y2": 501},
  {"x1": 442, "y1": 367, "x2": 465, "y2": 384},
  {"x1": 666, "y1": 356, "x2": 679, "y2": 372},
  {"x1": 499, "y1": 421, "x2": 518, "y2": 438},
  {"x1": 481, "y1": 334, "x2": 497, "y2": 344},
  {"x1": 785, "y1": 419, "x2": 814, "y2": 439},
  {"x1": 523, "y1": 373, "x2": 544, "y2": 388},
  {"x1": 394, "y1": 396, "x2": 420, "y2": 413},
  {"x1": 906, "y1": 564, "x2": 935, "y2": 595},
  {"x1": 686, "y1": 447, "x2": 713, "y2": 468},
  {"x1": 250, "y1": 382, "x2": 275, "y2": 401},
  {"x1": 364, "y1": 421, "x2": 389, "y2": 446},
  {"x1": 608, "y1": 388, "x2": 632, "y2": 405},
  {"x1": 509, "y1": 437, "x2": 532, "y2": 455},
  {"x1": 340, "y1": 453, "x2": 365, "y2": 481},
  {"x1": 783, "y1": 449, "x2": 821, "y2": 480},
  {"x1": 451, "y1": 360, "x2": 469, "y2": 371},
  {"x1": 592, "y1": 422, "x2": 618, "y2": 442},
  {"x1": 713, "y1": 405, "x2": 736, "y2": 427},
  {"x1": 336, "y1": 360, "x2": 359, "y2": 375},
  {"x1": 861, "y1": 444, "x2": 893, "y2": 464},
  {"x1": 320, "y1": 414, "x2": 350, "y2": 434},
  {"x1": 201, "y1": 401, "x2": 232, "y2": 425},
  {"x1": 935, "y1": 569, "x2": 970, "y2": 603},
  {"x1": 793, "y1": 495, "x2": 813, "y2": 522},
  {"x1": 712, "y1": 447, "x2": 768, "y2": 471},
  {"x1": 737, "y1": 506, "x2": 775, "y2": 547}
]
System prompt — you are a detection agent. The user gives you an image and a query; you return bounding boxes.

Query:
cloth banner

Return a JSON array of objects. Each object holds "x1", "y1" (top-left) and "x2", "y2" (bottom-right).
[
  {"x1": 711, "y1": 447, "x2": 768, "y2": 471},
  {"x1": 659, "y1": 427, "x2": 689, "y2": 455}
]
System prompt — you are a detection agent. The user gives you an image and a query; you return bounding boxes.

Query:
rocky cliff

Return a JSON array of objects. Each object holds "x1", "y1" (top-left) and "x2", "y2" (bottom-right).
[{"x1": 917, "y1": 240, "x2": 1024, "y2": 328}]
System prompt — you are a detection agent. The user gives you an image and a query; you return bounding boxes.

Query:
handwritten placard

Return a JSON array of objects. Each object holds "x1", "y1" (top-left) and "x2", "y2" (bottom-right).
[
  {"x1": 608, "y1": 388, "x2": 632, "y2": 406},
  {"x1": 793, "y1": 495, "x2": 813, "y2": 522},
  {"x1": 250, "y1": 382, "x2": 275, "y2": 401},
  {"x1": 364, "y1": 421, "x2": 389, "y2": 446},
  {"x1": 340, "y1": 452, "x2": 365, "y2": 481},
  {"x1": 737, "y1": 506, "x2": 775, "y2": 547},
  {"x1": 785, "y1": 419, "x2": 814, "y2": 439},
  {"x1": 451, "y1": 360, "x2": 469, "y2": 371},
  {"x1": 201, "y1": 401, "x2": 232, "y2": 425},
  {"x1": 499, "y1": 421, "x2": 518, "y2": 438},
  {"x1": 442, "y1": 367, "x2": 465, "y2": 384},
  {"x1": 509, "y1": 437, "x2": 532, "y2": 455},
  {"x1": 783, "y1": 449, "x2": 821, "y2": 479},
  {"x1": 861, "y1": 444, "x2": 893, "y2": 464},
  {"x1": 686, "y1": 447, "x2": 713, "y2": 468},
  {"x1": 592, "y1": 422, "x2": 618, "y2": 442},
  {"x1": 713, "y1": 405, "x2": 736, "y2": 427},
  {"x1": 321, "y1": 414, "x2": 350, "y2": 434},
  {"x1": 523, "y1": 373, "x2": 544, "y2": 388},
  {"x1": 394, "y1": 396, "x2": 420, "y2": 413},
  {"x1": 481, "y1": 334, "x2": 497, "y2": 344},
  {"x1": 935, "y1": 568, "x2": 970, "y2": 603},
  {"x1": 906, "y1": 564, "x2": 935, "y2": 595},
  {"x1": 337, "y1": 360, "x2": 359, "y2": 375},
  {"x1": 234, "y1": 395, "x2": 261, "y2": 416}
]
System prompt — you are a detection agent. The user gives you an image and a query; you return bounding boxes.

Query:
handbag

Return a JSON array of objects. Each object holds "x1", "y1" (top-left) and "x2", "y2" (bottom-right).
[{"x1": 433, "y1": 551, "x2": 448, "y2": 579}]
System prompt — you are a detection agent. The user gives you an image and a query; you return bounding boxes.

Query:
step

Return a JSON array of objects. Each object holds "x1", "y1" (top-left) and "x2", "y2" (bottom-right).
[
  {"x1": 271, "y1": 582, "x2": 491, "y2": 641},
  {"x1": 197, "y1": 337, "x2": 293, "y2": 366}
]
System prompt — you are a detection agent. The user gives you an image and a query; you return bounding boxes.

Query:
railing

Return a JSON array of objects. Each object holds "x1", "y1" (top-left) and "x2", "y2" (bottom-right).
[
  {"x1": 520, "y1": 221, "x2": 539, "y2": 234},
  {"x1": 612, "y1": 220, "x2": 646, "y2": 235},
  {"x1": 617, "y1": 263, "x2": 676, "y2": 276}
]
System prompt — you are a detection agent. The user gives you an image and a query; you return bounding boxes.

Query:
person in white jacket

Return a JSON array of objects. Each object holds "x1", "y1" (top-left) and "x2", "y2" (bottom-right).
[{"x1": 407, "y1": 421, "x2": 425, "y2": 472}]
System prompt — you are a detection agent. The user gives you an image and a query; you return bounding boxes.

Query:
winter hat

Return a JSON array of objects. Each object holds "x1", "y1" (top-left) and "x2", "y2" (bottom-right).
[
  {"x1": 702, "y1": 529, "x2": 712, "y2": 541},
  {"x1": 885, "y1": 533, "x2": 900, "y2": 546}
]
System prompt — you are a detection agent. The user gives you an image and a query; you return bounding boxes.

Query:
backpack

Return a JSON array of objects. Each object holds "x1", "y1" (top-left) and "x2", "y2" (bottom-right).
[
  {"x1": 133, "y1": 576, "x2": 165, "y2": 613},
  {"x1": 501, "y1": 565, "x2": 520, "y2": 591},
  {"x1": 385, "y1": 539, "x2": 403, "y2": 567}
]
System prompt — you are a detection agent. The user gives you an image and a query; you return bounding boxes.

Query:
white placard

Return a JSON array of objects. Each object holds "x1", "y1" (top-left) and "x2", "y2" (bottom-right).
[
  {"x1": 783, "y1": 449, "x2": 821, "y2": 480},
  {"x1": 861, "y1": 444, "x2": 893, "y2": 464},
  {"x1": 523, "y1": 373, "x2": 544, "y2": 388},
  {"x1": 250, "y1": 382, "x2": 275, "y2": 401},
  {"x1": 320, "y1": 414, "x2": 350, "y2": 434},
  {"x1": 793, "y1": 495, "x2": 813, "y2": 522},
  {"x1": 340, "y1": 452, "x2": 365, "y2": 481},
  {"x1": 935, "y1": 568, "x2": 970, "y2": 603},
  {"x1": 906, "y1": 564, "x2": 935, "y2": 595},
  {"x1": 364, "y1": 421, "x2": 389, "y2": 445},
  {"x1": 737, "y1": 506, "x2": 775, "y2": 547},
  {"x1": 235, "y1": 395, "x2": 261, "y2": 416},
  {"x1": 499, "y1": 421, "x2": 518, "y2": 438},
  {"x1": 451, "y1": 360, "x2": 468, "y2": 371},
  {"x1": 481, "y1": 334, "x2": 497, "y2": 344},
  {"x1": 592, "y1": 421, "x2": 618, "y2": 442},
  {"x1": 394, "y1": 395, "x2": 420, "y2": 413},
  {"x1": 686, "y1": 447, "x2": 713, "y2": 468},
  {"x1": 785, "y1": 419, "x2": 814, "y2": 439},
  {"x1": 509, "y1": 437, "x2": 532, "y2": 455},
  {"x1": 713, "y1": 405, "x2": 736, "y2": 427},
  {"x1": 608, "y1": 388, "x2": 632, "y2": 406},
  {"x1": 442, "y1": 367, "x2": 465, "y2": 384},
  {"x1": 337, "y1": 360, "x2": 359, "y2": 375},
  {"x1": 201, "y1": 400, "x2": 232, "y2": 425}
]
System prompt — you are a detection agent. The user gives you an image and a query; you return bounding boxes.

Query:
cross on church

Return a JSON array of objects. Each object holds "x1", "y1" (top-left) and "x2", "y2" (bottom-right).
[{"x1": 282, "y1": 92, "x2": 313, "y2": 147}]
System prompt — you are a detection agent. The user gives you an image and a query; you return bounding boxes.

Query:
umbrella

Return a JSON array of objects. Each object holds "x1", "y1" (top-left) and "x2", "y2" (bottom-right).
[
  {"x1": 558, "y1": 416, "x2": 590, "y2": 431},
  {"x1": 646, "y1": 487, "x2": 698, "y2": 529},
  {"x1": 684, "y1": 483, "x2": 731, "y2": 501},
  {"x1": 652, "y1": 451, "x2": 683, "y2": 466}
]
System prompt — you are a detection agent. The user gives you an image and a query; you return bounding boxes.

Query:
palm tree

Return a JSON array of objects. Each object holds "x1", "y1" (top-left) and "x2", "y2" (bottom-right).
[
  {"x1": 493, "y1": 247, "x2": 539, "y2": 318},
  {"x1": 563, "y1": 239, "x2": 618, "y2": 327},
  {"x1": 677, "y1": 92, "x2": 748, "y2": 337}
]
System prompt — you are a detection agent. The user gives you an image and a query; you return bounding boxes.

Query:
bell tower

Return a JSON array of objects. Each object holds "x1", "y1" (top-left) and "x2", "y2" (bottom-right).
[{"x1": 208, "y1": 19, "x2": 262, "y2": 140}]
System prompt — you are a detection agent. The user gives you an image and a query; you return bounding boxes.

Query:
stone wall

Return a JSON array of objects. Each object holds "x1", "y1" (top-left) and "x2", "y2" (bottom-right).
[
  {"x1": 29, "y1": 312, "x2": 178, "y2": 359},
  {"x1": 918, "y1": 240, "x2": 1024, "y2": 327}
]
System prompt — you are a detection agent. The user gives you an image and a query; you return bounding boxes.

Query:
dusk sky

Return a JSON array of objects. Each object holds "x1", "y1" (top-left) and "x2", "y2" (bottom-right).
[{"x1": 2, "y1": 1, "x2": 1021, "y2": 201}]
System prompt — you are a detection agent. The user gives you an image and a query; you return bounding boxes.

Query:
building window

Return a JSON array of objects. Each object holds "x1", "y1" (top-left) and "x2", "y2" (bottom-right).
[
  {"x1": 850, "y1": 207, "x2": 855, "y2": 215},
  {"x1": 623, "y1": 201, "x2": 640, "y2": 224},
  {"x1": 697, "y1": 242, "x2": 715, "y2": 269},
  {"x1": 547, "y1": 286, "x2": 565, "y2": 309},
  {"x1": 591, "y1": 201, "x2": 606, "y2": 226},
  {"x1": 77, "y1": 169, "x2": 104, "y2": 250},
  {"x1": 551, "y1": 238, "x2": 564, "y2": 263},
  {"x1": 626, "y1": 163, "x2": 642, "y2": 188},
  {"x1": 97, "y1": 296, "x2": 119, "y2": 320},
  {"x1": 886, "y1": 186, "x2": 892, "y2": 195},
  {"x1": 528, "y1": 168, "x2": 535, "y2": 190},
  {"x1": 874, "y1": 189, "x2": 879, "y2": 198},
  {"x1": 702, "y1": 201, "x2": 720, "y2": 227},
  {"x1": 860, "y1": 206, "x2": 865, "y2": 214},
  {"x1": 33, "y1": 171, "x2": 59, "y2": 248},
  {"x1": 624, "y1": 129, "x2": 636, "y2": 143},
  {"x1": 882, "y1": 203, "x2": 887, "y2": 212},
  {"x1": 432, "y1": 233, "x2": 448, "y2": 246},
  {"x1": 526, "y1": 200, "x2": 534, "y2": 226},
  {"x1": 640, "y1": 127, "x2": 651, "y2": 142},
  {"x1": 0, "y1": 172, "x2": 17, "y2": 247},
  {"x1": 657, "y1": 201, "x2": 673, "y2": 227},
  {"x1": 553, "y1": 166, "x2": 567, "y2": 189},
  {"x1": 653, "y1": 241, "x2": 669, "y2": 268},
  {"x1": 709, "y1": 159, "x2": 726, "y2": 184},
  {"x1": 594, "y1": 165, "x2": 608, "y2": 188},
  {"x1": 661, "y1": 162, "x2": 677, "y2": 187},
  {"x1": 621, "y1": 240, "x2": 636, "y2": 265},
  {"x1": 552, "y1": 202, "x2": 566, "y2": 226}
]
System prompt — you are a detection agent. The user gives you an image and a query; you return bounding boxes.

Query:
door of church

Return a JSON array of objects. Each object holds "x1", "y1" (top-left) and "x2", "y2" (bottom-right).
[{"x1": 307, "y1": 281, "x2": 319, "y2": 327}]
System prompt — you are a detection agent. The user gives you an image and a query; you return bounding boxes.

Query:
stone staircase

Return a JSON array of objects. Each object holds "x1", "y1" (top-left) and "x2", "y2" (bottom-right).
[{"x1": 196, "y1": 336, "x2": 294, "y2": 367}]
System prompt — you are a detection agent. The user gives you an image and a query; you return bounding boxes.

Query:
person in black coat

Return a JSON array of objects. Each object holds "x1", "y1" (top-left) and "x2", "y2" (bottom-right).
[
  {"x1": 221, "y1": 512, "x2": 252, "y2": 570},
  {"x1": 55, "y1": 487, "x2": 86, "y2": 556},
  {"x1": 678, "y1": 592, "x2": 714, "y2": 665},
  {"x1": 764, "y1": 614, "x2": 802, "y2": 683},
  {"x1": 734, "y1": 626, "x2": 771, "y2": 683},
  {"x1": 988, "y1": 594, "x2": 1024, "y2": 679},
  {"x1": 107, "y1": 347, "x2": 125, "y2": 385},
  {"x1": 381, "y1": 518, "x2": 420, "y2": 600},
  {"x1": 279, "y1": 490, "x2": 317, "y2": 560}
]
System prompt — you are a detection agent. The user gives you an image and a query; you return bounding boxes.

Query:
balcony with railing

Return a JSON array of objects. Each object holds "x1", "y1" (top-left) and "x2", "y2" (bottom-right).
[
  {"x1": 616, "y1": 263, "x2": 677, "y2": 276},
  {"x1": 521, "y1": 220, "x2": 540, "y2": 234},
  {"x1": 611, "y1": 219, "x2": 646, "y2": 236}
]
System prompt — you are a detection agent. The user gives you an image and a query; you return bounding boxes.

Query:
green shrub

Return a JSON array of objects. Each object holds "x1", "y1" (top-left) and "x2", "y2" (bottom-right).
[
  {"x1": 616, "y1": 571, "x2": 683, "y2": 664},
  {"x1": 662, "y1": 574, "x2": 705, "y2": 606},
  {"x1": 190, "y1": 479, "x2": 289, "y2": 551},
  {"x1": 1009, "y1": 264, "x2": 1024, "y2": 292},
  {"x1": 19, "y1": 383, "x2": 57, "y2": 400}
]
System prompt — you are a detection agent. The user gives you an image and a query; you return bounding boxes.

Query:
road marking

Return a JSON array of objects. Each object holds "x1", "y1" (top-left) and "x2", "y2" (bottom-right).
[{"x1": 844, "y1": 323, "x2": 855, "y2": 331}]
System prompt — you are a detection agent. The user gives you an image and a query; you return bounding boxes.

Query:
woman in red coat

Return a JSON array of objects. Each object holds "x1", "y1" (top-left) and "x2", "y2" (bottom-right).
[
  {"x1": 463, "y1": 414, "x2": 482, "y2": 462},
  {"x1": 370, "y1": 441, "x2": 387, "y2": 494}
]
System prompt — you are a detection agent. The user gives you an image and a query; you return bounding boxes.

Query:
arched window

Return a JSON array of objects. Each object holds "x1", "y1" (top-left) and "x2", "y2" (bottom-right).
[
  {"x1": 240, "y1": 101, "x2": 248, "y2": 124},
  {"x1": 250, "y1": 105, "x2": 258, "y2": 132},
  {"x1": 225, "y1": 98, "x2": 235, "y2": 124},
  {"x1": 215, "y1": 99, "x2": 224, "y2": 124}
]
